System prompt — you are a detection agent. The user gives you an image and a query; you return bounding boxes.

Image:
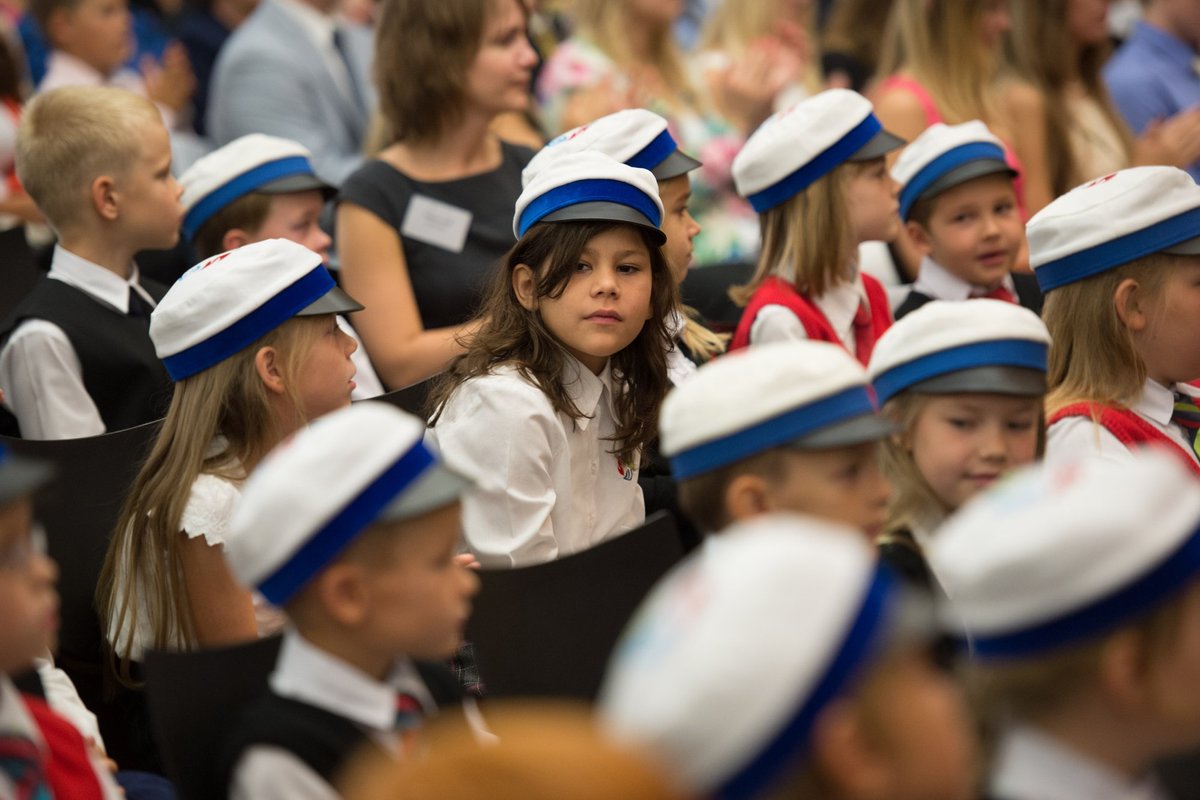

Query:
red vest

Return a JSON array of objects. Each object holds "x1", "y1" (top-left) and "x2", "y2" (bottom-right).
[
  {"x1": 729, "y1": 275, "x2": 893, "y2": 365},
  {"x1": 23, "y1": 694, "x2": 106, "y2": 800},
  {"x1": 1048, "y1": 402, "x2": 1200, "y2": 478}
]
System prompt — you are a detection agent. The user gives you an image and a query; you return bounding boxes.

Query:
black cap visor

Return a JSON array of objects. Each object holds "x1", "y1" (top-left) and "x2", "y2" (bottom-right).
[
  {"x1": 849, "y1": 128, "x2": 907, "y2": 162},
  {"x1": 650, "y1": 149, "x2": 703, "y2": 181},
  {"x1": 298, "y1": 285, "x2": 364, "y2": 316},
  {"x1": 542, "y1": 201, "x2": 668, "y2": 245},
  {"x1": 258, "y1": 173, "x2": 337, "y2": 201},
  {"x1": 380, "y1": 463, "x2": 473, "y2": 522},
  {"x1": 909, "y1": 365, "x2": 1047, "y2": 397},
  {"x1": 918, "y1": 159, "x2": 1018, "y2": 204},
  {"x1": 0, "y1": 452, "x2": 53, "y2": 506},
  {"x1": 789, "y1": 413, "x2": 898, "y2": 450},
  {"x1": 1164, "y1": 235, "x2": 1200, "y2": 256}
]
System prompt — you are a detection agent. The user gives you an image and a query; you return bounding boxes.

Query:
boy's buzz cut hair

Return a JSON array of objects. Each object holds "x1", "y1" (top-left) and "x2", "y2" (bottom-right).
[
  {"x1": 16, "y1": 86, "x2": 160, "y2": 232},
  {"x1": 676, "y1": 448, "x2": 791, "y2": 533},
  {"x1": 191, "y1": 192, "x2": 274, "y2": 260},
  {"x1": 28, "y1": 0, "x2": 81, "y2": 41}
]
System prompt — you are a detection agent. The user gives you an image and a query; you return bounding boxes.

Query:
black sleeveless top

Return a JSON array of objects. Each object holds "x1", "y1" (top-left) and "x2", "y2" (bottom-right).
[{"x1": 338, "y1": 142, "x2": 534, "y2": 331}]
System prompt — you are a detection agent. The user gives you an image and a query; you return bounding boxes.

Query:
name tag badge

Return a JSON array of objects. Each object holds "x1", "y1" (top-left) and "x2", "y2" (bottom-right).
[{"x1": 400, "y1": 195, "x2": 473, "y2": 253}]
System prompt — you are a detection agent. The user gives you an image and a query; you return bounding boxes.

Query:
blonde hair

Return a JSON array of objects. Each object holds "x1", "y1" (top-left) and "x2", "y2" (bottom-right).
[
  {"x1": 98, "y1": 317, "x2": 324, "y2": 681},
  {"x1": 879, "y1": 393, "x2": 949, "y2": 537},
  {"x1": 731, "y1": 163, "x2": 855, "y2": 305},
  {"x1": 16, "y1": 86, "x2": 160, "y2": 231},
  {"x1": 678, "y1": 307, "x2": 727, "y2": 363},
  {"x1": 1044, "y1": 255, "x2": 1173, "y2": 417},
  {"x1": 698, "y1": 0, "x2": 822, "y2": 95},
  {"x1": 876, "y1": 0, "x2": 1000, "y2": 123}
]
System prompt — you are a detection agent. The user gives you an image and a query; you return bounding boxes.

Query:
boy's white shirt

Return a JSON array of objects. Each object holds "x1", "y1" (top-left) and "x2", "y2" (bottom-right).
[
  {"x1": 34, "y1": 655, "x2": 103, "y2": 749},
  {"x1": 911, "y1": 255, "x2": 1017, "y2": 300},
  {"x1": 989, "y1": 723, "x2": 1168, "y2": 800},
  {"x1": 0, "y1": 245, "x2": 156, "y2": 440},
  {"x1": 749, "y1": 272, "x2": 870, "y2": 355},
  {"x1": 1046, "y1": 380, "x2": 1200, "y2": 467}
]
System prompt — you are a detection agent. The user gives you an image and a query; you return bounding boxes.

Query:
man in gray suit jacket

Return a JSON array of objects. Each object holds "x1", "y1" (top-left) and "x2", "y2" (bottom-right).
[{"x1": 208, "y1": 0, "x2": 375, "y2": 185}]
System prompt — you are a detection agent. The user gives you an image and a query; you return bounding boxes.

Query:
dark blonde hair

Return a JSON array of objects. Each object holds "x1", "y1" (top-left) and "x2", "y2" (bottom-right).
[
  {"x1": 428, "y1": 220, "x2": 677, "y2": 466},
  {"x1": 191, "y1": 192, "x2": 273, "y2": 260},
  {"x1": 676, "y1": 449, "x2": 791, "y2": 533},
  {"x1": 374, "y1": 0, "x2": 510, "y2": 145}
]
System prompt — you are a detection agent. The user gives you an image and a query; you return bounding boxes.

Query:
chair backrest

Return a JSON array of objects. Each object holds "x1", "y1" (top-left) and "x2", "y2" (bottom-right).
[
  {"x1": 364, "y1": 380, "x2": 431, "y2": 417},
  {"x1": 0, "y1": 227, "x2": 42, "y2": 320},
  {"x1": 143, "y1": 636, "x2": 283, "y2": 800},
  {"x1": 466, "y1": 511, "x2": 684, "y2": 701}
]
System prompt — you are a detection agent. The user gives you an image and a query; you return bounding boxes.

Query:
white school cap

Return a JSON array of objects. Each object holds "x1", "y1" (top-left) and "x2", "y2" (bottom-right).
[
  {"x1": 513, "y1": 150, "x2": 666, "y2": 244},
  {"x1": 891, "y1": 121, "x2": 1016, "y2": 220},
  {"x1": 179, "y1": 133, "x2": 334, "y2": 242},
  {"x1": 867, "y1": 299, "x2": 1050, "y2": 406},
  {"x1": 1028, "y1": 166, "x2": 1200, "y2": 292},
  {"x1": 930, "y1": 451, "x2": 1200, "y2": 660},
  {"x1": 226, "y1": 402, "x2": 472, "y2": 606},
  {"x1": 150, "y1": 238, "x2": 362, "y2": 381},
  {"x1": 660, "y1": 341, "x2": 894, "y2": 480},
  {"x1": 732, "y1": 88, "x2": 904, "y2": 212},
  {"x1": 521, "y1": 108, "x2": 702, "y2": 187},
  {"x1": 600, "y1": 513, "x2": 915, "y2": 798}
]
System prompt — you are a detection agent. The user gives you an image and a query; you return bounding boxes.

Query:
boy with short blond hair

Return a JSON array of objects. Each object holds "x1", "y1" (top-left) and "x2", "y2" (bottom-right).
[{"x1": 0, "y1": 86, "x2": 181, "y2": 439}]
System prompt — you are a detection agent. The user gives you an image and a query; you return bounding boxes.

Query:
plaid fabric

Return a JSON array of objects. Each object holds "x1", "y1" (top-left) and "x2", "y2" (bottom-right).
[
  {"x1": 450, "y1": 641, "x2": 486, "y2": 699},
  {"x1": 0, "y1": 732, "x2": 50, "y2": 800},
  {"x1": 1173, "y1": 392, "x2": 1200, "y2": 460}
]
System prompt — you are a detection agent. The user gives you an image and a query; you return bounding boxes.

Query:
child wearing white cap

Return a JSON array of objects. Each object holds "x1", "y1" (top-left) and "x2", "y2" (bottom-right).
[
  {"x1": 930, "y1": 452, "x2": 1200, "y2": 800},
  {"x1": 867, "y1": 300, "x2": 1050, "y2": 588},
  {"x1": 218, "y1": 402, "x2": 478, "y2": 800},
  {"x1": 600, "y1": 513, "x2": 977, "y2": 800},
  {"x1": 728, "y1": 89, "x2": 905, "y2": 365},
  {"x1": 427, "y1": 152, "x2": 677, "y2": 568},
  {"x1": 1032, "y1": 166, "x2": 1200, "y2": 476},
  {"x1": 659, "y1": 340, "x2": 893, "y2": 537},
  {"x1": 890, "y1": 121, "x2": 1042, "y2": 321},
  {"x1": 180, "y1": 133, "x2": 385, "y2": 401},
  {"x1": 99, "y1": 239, "x2": 363, "y2": 680}
]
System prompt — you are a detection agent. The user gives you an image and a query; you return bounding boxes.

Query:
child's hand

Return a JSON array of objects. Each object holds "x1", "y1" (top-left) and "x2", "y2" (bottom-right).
[
  {"x1": 716, "y1": 40, "x2": 802, "y2": 135},
  {"x1": 143, "y1": 42, "x2": 195, "y2": 113},
  {"x1": 559, "y1": 76, "x2": 635, "y2": 133},
  {"x1": 454, "y1": 552, "x2": 481, "y2": 570},
  {"x1": 1136, "y1": 107, "x2": 1200, "y2": 170},
  {"x1": 86, "y1": 737, "x2": 119, "y2": 775}
]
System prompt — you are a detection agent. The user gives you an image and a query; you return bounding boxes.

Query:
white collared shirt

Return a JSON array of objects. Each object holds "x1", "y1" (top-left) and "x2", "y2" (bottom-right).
[
  {"x1": 665, "y1": 309, "x2": 697, "y2": 386},
  {"x1": 750, "y1": 274, "x2": 870, "y2": 355},
  {"x1": 1046, "y1": 379, "x2": 1200, "y2": 467},
  {"x1": 988, "y1": 724, "x2": 1167, "y2": 800},
  {"x1": 0, "y1": 246, "x2": 156, "y2": 440},
  {"x1": 912, "y1": 256, "x2": 1017, "y2": 302},
  {"x1": 426, "y1": 358, "x2": 646, "y2": 568},
  {"x1": 230, "y1": 629, "x2": 435, "y2": 800},
  {"x1": 272, "y1": 0, "x2": 360, "y2": 104}
]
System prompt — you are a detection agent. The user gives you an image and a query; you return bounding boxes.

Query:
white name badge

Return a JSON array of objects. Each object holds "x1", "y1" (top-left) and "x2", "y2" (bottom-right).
[{"x1": 400, "y1": 194, "x2": 473, "y2": 253}]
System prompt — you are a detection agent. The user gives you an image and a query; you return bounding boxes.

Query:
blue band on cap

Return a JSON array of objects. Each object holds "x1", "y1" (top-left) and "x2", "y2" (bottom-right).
[
  {"x1": 161, "y1": 265, "x2": 334, "y2": 381},
  {"x1": 898, "y1": 141, "x2": 1009, "y2": 219},
  {"x1": 183, "y1": 156, "x2": 316, "y2": 241},
  {"x1": 966, "y1": 522, "x2": 1200, "y2": 660},
  {"x1": 747, "y1": 114, "x2": 882, "y2": 213},
  {"x1": 717, "y1": 566, "x2": 897, "y2": 800},
  {"x1": 518, "y1": 179, "x2": 662, "y2": 237},
  {"x1": 626, "y1": 129, "x2": 678, "y2": 172},
  {"x1": 1036, "y1": 206, "x2": 1200, "y2": 292},
  {"x1": 873, "y1": 339, "x2": 1048, "y2": 406},
  {"x1": 257, "y1": 441, "x2": 436, "y2": 605},
  {"x1": 669, "y1": 386, "x2": 877, "y2": 480}
]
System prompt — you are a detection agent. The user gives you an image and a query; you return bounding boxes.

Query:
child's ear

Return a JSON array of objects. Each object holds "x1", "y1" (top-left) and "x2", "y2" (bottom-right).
[
  {"x1": 90, "y1": 175, "x2": 120, "y2": 222},
  {"x1": 810, "y1": 699, "x2": 893, "y2": 798},
  {"x1": 905, "y1": 220, "x2": 934, "y2": 257},
  {"x1": 222, "y1": 229, "x2": 251, "y2": 253},
  {"x1": 1097, "y1": 627, "x2": 1150, "y2": 713},
  {"x1": 1113, "y1": 278, "x2": 1149, "y2": 332},
  {"x1": 512, "y1": 263, "x2": 538, "y2": 311},
  {"x1": 312, "y1": 563, "x2": 371, "y2": 627},
  {"x1": 724, "y1": 473, "x2": 772, "y2": 523},
  {"x1": 254, "y1": 345, "x2": 288, "y2": 396}
]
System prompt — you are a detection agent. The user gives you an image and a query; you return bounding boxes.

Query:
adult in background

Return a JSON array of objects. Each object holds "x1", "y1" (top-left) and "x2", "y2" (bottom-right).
[
  {"x1": 336, "y1": 0, "x2": 537, "y2": 390},
  {"x1": 207, "y1": 0, "x2": 373, "y2": 184}
]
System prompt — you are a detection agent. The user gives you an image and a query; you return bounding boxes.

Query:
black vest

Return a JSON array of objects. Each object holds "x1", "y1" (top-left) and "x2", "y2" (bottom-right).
[
  {"x1": 220, "y1": 661, "x2": 463, "y2": 792},
  {"x1": 0, "y1": 277, "x2": 172, "y2": 437}
]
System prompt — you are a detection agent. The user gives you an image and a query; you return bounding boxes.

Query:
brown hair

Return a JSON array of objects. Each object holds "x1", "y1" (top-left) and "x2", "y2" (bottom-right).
[
  {"x1": 28, "y1": 0, "x2": 80, "y2": 41},
  {"x1": 374, "y1": 0, "x2": 507, "y2": 145},
  {"x1": 1006, "y1": 0, "x2": 1133, "y2": 196},
  {"x1": 98, "y1": 317, "x2": 325, "y2": 683},
  {"x1": 427, "y1": 220, "x2": 677, "y2": 466},
  {"x1": 676, "y1": 448, "x2": 791, "y2": 533},
  {"x1": 731, "y1": 162, "x2": 857, "y2": 306},
  {"x1": 190, "y1": 192, "x2": 273, "y2": 260},
  {"x1": 16, "y1": 87, "x2": 160, "y2": 231},
  {"x1": 1044, "y1": 254, "x2": 1174, "y2": 417}
]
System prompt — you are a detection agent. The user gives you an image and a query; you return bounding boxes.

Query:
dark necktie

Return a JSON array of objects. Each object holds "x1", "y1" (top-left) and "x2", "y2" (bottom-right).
[
  {"x1": 332, "y1": 28, "x2": 366, "y2": 115},
  {"x1": 1172, "y1": 392, "x2": 1200, "y2": 461},
  {"x1": 127, "y1": 286, "x2": 153, "y2": 319}
]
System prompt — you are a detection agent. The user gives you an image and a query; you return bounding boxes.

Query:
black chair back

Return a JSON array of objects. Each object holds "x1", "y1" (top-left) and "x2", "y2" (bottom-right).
[
  {"x1": 365, "y1": 380, "x2": 431, "y2": 417},
  {"x1": 0, "y1": 227, "x2": 42, "y2": 320},
  {"x1": 144, "y1": 636, "x2": 282, "y2": 800},
  {"x1": 466, "y1": 511, "x2": 684, "y2": 701}
]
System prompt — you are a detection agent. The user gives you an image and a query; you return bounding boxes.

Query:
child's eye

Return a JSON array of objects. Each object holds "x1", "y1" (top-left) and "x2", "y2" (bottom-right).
[
  {"x1": 954, "y1": 213, "x2": 973, "y2": 223},
  {"x1": 947, "y1": 417, "x2": 974, "y2": 430},
  {"x1": 995, "y1": 201, "x2": 1014, "y2": 214},
  {"x1": 575, "y1": 261, "x2": 591, "y2": 272},
  {"x1": 617, "y1": 263, "x2": 641, "y2": 274},
  {"x1": 838, "y1": 463, "x2": 862, "y2": 481},
  {"x1": 1007, "y1": 418, "x2": 1036, "y2": 432}
]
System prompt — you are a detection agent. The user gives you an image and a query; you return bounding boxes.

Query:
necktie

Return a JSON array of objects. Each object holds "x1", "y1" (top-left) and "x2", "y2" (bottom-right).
[
  {"x1": 1172, "y1": 392, "x2": 1200, "y2": 460},
  {"x1": 395, "y1": 692, "x2": 423, "y2": 756},
  {"x1": 852, "y1": 302, "x2": 875, "y2": 365},
  {"x1": 0, "y1": 732, "x2": 50, "y2": 800},
  {"x1": 127, "y1": 286, "x2": 154, "y2": 319},
  {"x1": 977, "y1": 284, "x2": 1017, "y2": 304},
  {"x1": 332, "y1": 28, "x2": 366, "y2": 115}
]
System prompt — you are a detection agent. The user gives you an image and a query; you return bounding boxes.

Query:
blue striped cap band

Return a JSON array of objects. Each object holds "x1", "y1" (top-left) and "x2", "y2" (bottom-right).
[
  {"x1": 518, "y1": 179, "x2": 662, "y2": 237},
  {"x1": 183, "y1": 155, "x2": 316, "y2": 241},
  {"x1": 161, "y1": 265, "x2": 335, "y2": 381},
  {"x1": 965, "y1": 521, "x2": 1200, "y2": 660},
  {"x1": 716, "y1": 566, "x2": 898, "y2": 799},
  {"x1": 747, "y1": 114, "x2": 882, "y2": 213},
  {"x1": 669, "y1": 386, "x2": 877, "y2": 479},
  {"x1": 873, "y1": 339, "x2": 1048, "y2": 406},
  {"x1": 898, "y1": 141, "x2": 1008, "y2": 219},
  {"x1": 626, "y1": 129, "x2": 678, "y2": 172},
  {"x1": 257, "y1": 440, "x2": 437, "y2": 605},
  {"x1": 1035, "y1": 206, "x2": 1200, "y2": 291}
]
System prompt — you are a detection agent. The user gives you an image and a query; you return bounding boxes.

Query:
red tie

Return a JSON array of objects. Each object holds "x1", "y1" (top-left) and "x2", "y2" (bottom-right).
[
  {"x1": 395, "y1": 692, "x2": 423, "y2": 756},
  {"x1": 852, "y1": 302, "x2": 875, "y2": 366},
  {"x1": 977, "y1": 285, "x2": 1016, "y2": 304}
]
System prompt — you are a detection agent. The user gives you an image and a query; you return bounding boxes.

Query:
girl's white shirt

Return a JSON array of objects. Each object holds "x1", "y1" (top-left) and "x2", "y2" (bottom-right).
[{"x1": 426, "y1": 358, "x2": 646, "y2": 568}]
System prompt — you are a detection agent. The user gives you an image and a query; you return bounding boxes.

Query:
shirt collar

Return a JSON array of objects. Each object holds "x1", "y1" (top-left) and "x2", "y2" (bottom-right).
[
  {"x1": 0, "y1": 676, "x2": 46, "y2": 755},
  {"x1": 43, "y1": 51, "x2": 105, "y2": 85},
  {"x1": 272, "y1": 0, "x2": 337, "y2": 48},
  {"x1": 560, "y1": 356, "x2": 614, "y2": 431},
  {"x1": 48, "y1": 245, "x2": 147, "y2": 314},
  {"x1": 813, "y1": 276, "x2": 868, "y2": 336},
  {"x1": 913, "y1": 256, "x2": 1017, "y2": 301},
  {"x1": 989, "y1": 724, "x2": 1166, "y2": 800},
  {"x1": 1136, "y1": 379, "x2": 1178, "y2": 427},
  {"x1": 1132, "y1": 20, "x2": 1198, "y2": 68},
  {"x1": 270, "y1": 629, "x2": 435, "y2": 733}
]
